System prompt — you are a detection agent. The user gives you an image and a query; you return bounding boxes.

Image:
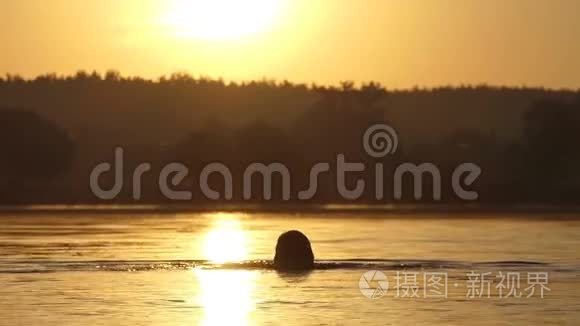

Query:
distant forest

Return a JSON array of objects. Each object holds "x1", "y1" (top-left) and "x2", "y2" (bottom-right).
[{"x1": 1, "y1": 71, "x2": 580, "y2": 205}]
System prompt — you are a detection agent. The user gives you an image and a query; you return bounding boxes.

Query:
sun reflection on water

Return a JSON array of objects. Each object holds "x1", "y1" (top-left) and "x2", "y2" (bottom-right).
[
  {"x1": 195, "y1": 213, "x2": 257, "y2": 325},
  {"x1": 195, "y1": 269, "x2": 257, "y2": 326}
]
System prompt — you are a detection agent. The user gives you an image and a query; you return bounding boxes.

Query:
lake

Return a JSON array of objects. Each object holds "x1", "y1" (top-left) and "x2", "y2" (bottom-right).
[{"x1": 0, "y1": 211, "x2": 579, "y2": 325}]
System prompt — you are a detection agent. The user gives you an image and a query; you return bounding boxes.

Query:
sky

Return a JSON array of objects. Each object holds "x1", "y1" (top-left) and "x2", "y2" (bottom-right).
[{"x1": 1, "y1": 0, "x2": 579, "y2": 89}]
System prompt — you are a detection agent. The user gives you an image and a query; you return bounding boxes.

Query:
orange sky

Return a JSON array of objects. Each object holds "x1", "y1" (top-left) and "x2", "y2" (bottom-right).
[{"x1": 1, "y1": 0, "x2": 579, "y2": 88}]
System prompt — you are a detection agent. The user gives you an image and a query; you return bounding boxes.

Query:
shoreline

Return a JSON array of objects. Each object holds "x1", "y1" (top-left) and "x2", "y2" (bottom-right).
[{"x1": 1, "y1": 204, "x2": 580, "y2": 217}]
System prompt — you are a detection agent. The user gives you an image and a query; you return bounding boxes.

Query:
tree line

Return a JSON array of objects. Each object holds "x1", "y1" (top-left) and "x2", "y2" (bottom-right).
[{"x1": 1, "y1": 72, "x2": 579, "y2": 205}]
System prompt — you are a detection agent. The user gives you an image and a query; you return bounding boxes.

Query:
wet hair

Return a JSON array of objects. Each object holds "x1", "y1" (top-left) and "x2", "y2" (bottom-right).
[{"x1": 274, "y1": 230, "x2": 314, "y2": 271}]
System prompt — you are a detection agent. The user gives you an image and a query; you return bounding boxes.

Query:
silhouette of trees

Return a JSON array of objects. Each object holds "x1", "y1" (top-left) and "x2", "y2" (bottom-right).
[
  {"x1": 294, "y1": 85, "x2": 388, "y2": 161},
  {"x1": 0, "y1": 109, "x2": 75, "y2": 204},
  {"x1": 0, "y1": 109, "x2": 75, "y2": 179},
  {"x1": 523, "y1": 99, "x2": 580, "y2": 159},
  {"x1": 0, "y1": 72, "x2": 580, "y2": 205},
  {"x1": 520, "y1": 99, "x2": 580, "y2": 201}
]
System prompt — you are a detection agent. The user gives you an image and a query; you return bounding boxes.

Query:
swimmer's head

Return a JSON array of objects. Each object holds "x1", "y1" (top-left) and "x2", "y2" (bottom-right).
[{"x1": 274, "y1": 230, "x2": 314, "y2": 271}]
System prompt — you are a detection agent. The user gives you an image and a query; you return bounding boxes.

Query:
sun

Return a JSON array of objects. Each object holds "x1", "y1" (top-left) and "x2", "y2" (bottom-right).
[
  {"x1": 202, "y1": 217, "x2": 249, "y2": 263},
  {"x1": 162, "y1": 0, "x2": 285, "y2": 41}
]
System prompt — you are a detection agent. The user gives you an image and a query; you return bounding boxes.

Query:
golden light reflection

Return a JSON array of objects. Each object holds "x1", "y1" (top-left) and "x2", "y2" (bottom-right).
[
  {"x1": 202, "y1": 213, "x2": 249, "y2": 263},
  {"x1": 196, "y1": 269, "x2": 257, "y2": 326},
  {"x1": 160, "y1": 0, "x2": 286, "y2": 41}
]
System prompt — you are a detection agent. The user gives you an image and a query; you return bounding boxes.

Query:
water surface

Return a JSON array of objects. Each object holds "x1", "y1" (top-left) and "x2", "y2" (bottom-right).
[{"x1": 0, "y1": 212, "x2": 579, "y2": 325}]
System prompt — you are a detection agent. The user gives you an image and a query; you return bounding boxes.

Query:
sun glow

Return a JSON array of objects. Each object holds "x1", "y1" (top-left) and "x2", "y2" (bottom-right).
[
  {"x1": 202, "y1": 214, "x2": 249, "y2": 263},
  {"x1": 162, "y1": 0, "x2": 285, "y2": 41}
]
